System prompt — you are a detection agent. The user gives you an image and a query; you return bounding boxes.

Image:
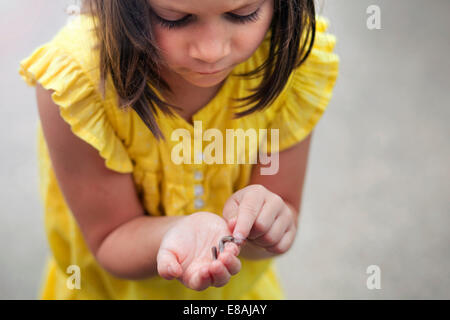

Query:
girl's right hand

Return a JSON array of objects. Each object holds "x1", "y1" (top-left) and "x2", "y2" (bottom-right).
[{"x1": 156, "y1": 212, "x2": 242, "y2": 291}]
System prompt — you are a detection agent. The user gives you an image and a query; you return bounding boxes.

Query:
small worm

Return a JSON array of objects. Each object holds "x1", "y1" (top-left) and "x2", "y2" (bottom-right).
[
  {"x1": 219, "y1": 236, "x2": 235, "y2": 253},
  {"x1": 211, "y1": 235, "x2": 239, "y2": 260},
  {"x1": 211, "y1": 246, "x2": 218, "y2": 260}
]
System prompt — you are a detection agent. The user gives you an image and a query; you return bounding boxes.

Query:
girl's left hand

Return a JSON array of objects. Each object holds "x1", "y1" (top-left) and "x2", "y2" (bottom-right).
[{"x1": 222, "y1": 184, "x2": 297, "y2": 254}]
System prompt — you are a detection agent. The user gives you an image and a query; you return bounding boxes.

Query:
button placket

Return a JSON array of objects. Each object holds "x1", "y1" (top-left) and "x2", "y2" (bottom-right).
[
  {"x1": 195, "y1": 151, "x2": 204, "y2": 163},
  {"x1": 194, "y1": 198, "x2": 205, "y2": 209},
  {"x1": 194, "y1": 184, "x2": 204, "y2": 197},
  {"x1": 194, "y1": 170, "x2": 203, "y2": 180},
  {"x1": 192, "y1": 123, "x2": 207, "y2": 210},
  {"x1": 193, "y1": 168, "x2": 204, "y2": 209}
]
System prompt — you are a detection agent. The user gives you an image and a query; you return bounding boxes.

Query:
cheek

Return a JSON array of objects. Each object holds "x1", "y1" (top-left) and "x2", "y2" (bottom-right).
[
  {"x1": 232, "y1": 25, "x2": 271, "y2": 60},
  {"x1": 233, "y1": 3, "x2": 274, "y2": 59},
  {"x1": 152, "y1": 28, "x2": 182, "y2": 63}
]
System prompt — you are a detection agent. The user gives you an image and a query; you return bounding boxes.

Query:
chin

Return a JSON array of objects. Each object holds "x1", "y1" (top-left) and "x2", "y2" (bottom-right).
[{"x1": 183, "y1": 72, "x2": 230, "y2": 88}]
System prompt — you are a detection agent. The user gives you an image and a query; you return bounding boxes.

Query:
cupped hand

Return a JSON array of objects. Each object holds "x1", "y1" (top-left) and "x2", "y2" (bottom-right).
[{"x1": 156, "y1": 212, "x2": 241, "y2": 291}]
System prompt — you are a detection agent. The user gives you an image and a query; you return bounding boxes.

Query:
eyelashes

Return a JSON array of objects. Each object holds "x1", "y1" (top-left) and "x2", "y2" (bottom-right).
[{"x1": 153, "y1": 8, "x2": 262, "y2": 30}]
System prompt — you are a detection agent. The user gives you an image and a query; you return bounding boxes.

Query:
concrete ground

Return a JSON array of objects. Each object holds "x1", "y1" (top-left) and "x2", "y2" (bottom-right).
[{"x1": 1, "y1": 0, "x2": 449, "y2": 299}]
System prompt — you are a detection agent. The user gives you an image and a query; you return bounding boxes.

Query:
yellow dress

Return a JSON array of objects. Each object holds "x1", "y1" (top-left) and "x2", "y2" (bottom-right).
[{"x1": 18, "y1": 14, "x2": 339, "y2": 300}]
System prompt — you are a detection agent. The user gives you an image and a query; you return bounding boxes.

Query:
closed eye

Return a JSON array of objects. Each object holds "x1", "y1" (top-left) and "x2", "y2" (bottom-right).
[{"x1": 152, "y1": 9, "x2": 261, "y2": 30}]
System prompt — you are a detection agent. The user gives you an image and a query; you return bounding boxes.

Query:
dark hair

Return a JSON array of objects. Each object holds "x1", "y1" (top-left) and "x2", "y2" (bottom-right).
[{"x1": 81, "y1": 0, "x2": 316, "y2": 141}]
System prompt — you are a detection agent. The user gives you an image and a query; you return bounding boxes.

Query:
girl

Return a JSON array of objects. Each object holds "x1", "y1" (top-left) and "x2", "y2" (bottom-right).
[{"x1": 19, "y1": 0, "x2": 339, "y2": 299}]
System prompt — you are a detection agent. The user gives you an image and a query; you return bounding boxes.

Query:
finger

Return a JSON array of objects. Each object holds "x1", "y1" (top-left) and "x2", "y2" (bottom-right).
[
  {"x1": 222, "y1": 186, "x2": 253, "y2": 223},
  {"x1": 209, "y1": 259, "x2": 231, "y2": 287},
  {"x1": 248, "y1": 195, "x2": 284, "y2": 240},
  {"x1": 228, "y1": 216, "x2": 238, "y2": 233},
  {"x1": 266, "y1": 225, "x2": 297, "y2": 254},
  {"x1": 222, "y1": 195, "x2": 240, "y2": 222},
  {"x1": 217, "y1": 240, "x2": 240, "y2": 259},
  {"x1": 157, "y1": 248, "x2": 183, "y2": 280},
  {"x1": 188, "y1": 265, "x2": 212, "y2": 291},
  {"x1": 219, "y1": 250, "x2": 242, "y2": 276},
  {"x1": 224, "y1": 241, "x2": 240, "y2": 257},
  {"x1": 252, "y1": 214, "x2": 290, "y2": 248},
  {"x1": 233, "y1": 188, "x2": 265, "y2": 243}
]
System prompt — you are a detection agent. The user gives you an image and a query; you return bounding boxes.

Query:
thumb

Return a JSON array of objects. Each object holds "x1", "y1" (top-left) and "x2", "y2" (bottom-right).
[{"x1": 157, "y1": 248, "x2": 183, "y2": 280}]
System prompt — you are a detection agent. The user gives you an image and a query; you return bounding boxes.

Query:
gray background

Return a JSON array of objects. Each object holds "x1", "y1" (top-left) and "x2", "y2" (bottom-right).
[{"x1": 1, "y1": 0, "x2": 449, "y2": 299}]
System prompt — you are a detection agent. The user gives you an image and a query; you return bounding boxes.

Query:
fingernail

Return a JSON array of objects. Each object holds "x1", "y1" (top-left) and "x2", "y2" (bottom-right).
[{"x1": 233, "y1": 232, "x2": 245, "y2": 244}]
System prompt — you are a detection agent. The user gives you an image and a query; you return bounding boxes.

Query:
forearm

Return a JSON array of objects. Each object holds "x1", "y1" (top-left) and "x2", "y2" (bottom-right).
[
  {"x1": 95, "y1": 214, "x2": 185, "y2": 280},
  {"x1": 239, "y1": 202, "x2": 299, "y2": 260}
]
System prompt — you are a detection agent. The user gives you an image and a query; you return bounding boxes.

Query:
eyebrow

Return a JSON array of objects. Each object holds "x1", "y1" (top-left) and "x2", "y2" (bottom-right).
[{"x1": 151, "y1": 0, "x2": 262, "y2": 14}]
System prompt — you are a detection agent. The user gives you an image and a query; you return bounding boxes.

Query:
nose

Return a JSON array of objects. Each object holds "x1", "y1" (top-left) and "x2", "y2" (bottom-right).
[{"x1": 188, "y1": 23, "x2": 231, "y2": 66}]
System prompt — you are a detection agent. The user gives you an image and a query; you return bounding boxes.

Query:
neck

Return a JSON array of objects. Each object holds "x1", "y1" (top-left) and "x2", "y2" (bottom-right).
[{"x1": 160, "y1": 66, "x2": 227, "y2": 116}]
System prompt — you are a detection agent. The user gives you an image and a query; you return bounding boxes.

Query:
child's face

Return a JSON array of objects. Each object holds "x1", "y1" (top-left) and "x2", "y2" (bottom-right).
[{"x1": 149, "y1": 0, "x2": 274, "y2": 89}]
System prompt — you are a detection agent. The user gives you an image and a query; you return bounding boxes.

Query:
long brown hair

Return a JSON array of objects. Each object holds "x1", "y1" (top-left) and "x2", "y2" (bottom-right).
[{"x1": 81, "y1": 0, "x2": 316, "y2": 141}]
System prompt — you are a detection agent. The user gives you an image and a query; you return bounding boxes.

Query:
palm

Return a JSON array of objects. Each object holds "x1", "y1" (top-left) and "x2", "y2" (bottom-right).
[{"x1": 158, "y1": 212, "x2": 236, "y2": 289}]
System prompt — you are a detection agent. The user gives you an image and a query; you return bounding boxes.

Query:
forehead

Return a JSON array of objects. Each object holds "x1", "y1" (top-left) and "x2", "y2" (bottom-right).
[{"x1": 148, "y1": 0, "x2": 262, "y2": 14}]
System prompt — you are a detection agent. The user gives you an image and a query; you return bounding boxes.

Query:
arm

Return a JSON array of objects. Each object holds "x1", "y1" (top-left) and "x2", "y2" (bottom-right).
[
  {"x1": 237, "y1": 133, "x2": 312, "y2": 260},
  {"x1": 96, "y1": 215, "x2": 184, "y2": 279},
  {"x1": 36, "y1": 84, "x2": 184, "y2": 280}
]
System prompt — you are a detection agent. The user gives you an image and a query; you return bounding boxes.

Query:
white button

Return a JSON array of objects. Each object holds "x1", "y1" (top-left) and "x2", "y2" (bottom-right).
[
  {"x1": 194, "y1": 170, "x2": 203, "y2": 180},
  {"x1": 194, "y1": 184, "x2": 204, "y2": 196},
  {"x1": 194, "y1": 198, "x2": 204, "y2": 209},
  {"x1": 196, "y1": 152, "x2": 204, "y2": 161}
]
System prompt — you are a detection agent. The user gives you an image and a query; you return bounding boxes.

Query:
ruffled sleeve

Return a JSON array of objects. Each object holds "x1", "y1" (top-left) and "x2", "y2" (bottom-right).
[
  {"x1": 262, "y1": 16, "x2": 340, "y2": 154},
  {"x1": 18, "y1": 42, "x2": 134, "y2": 173}
]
